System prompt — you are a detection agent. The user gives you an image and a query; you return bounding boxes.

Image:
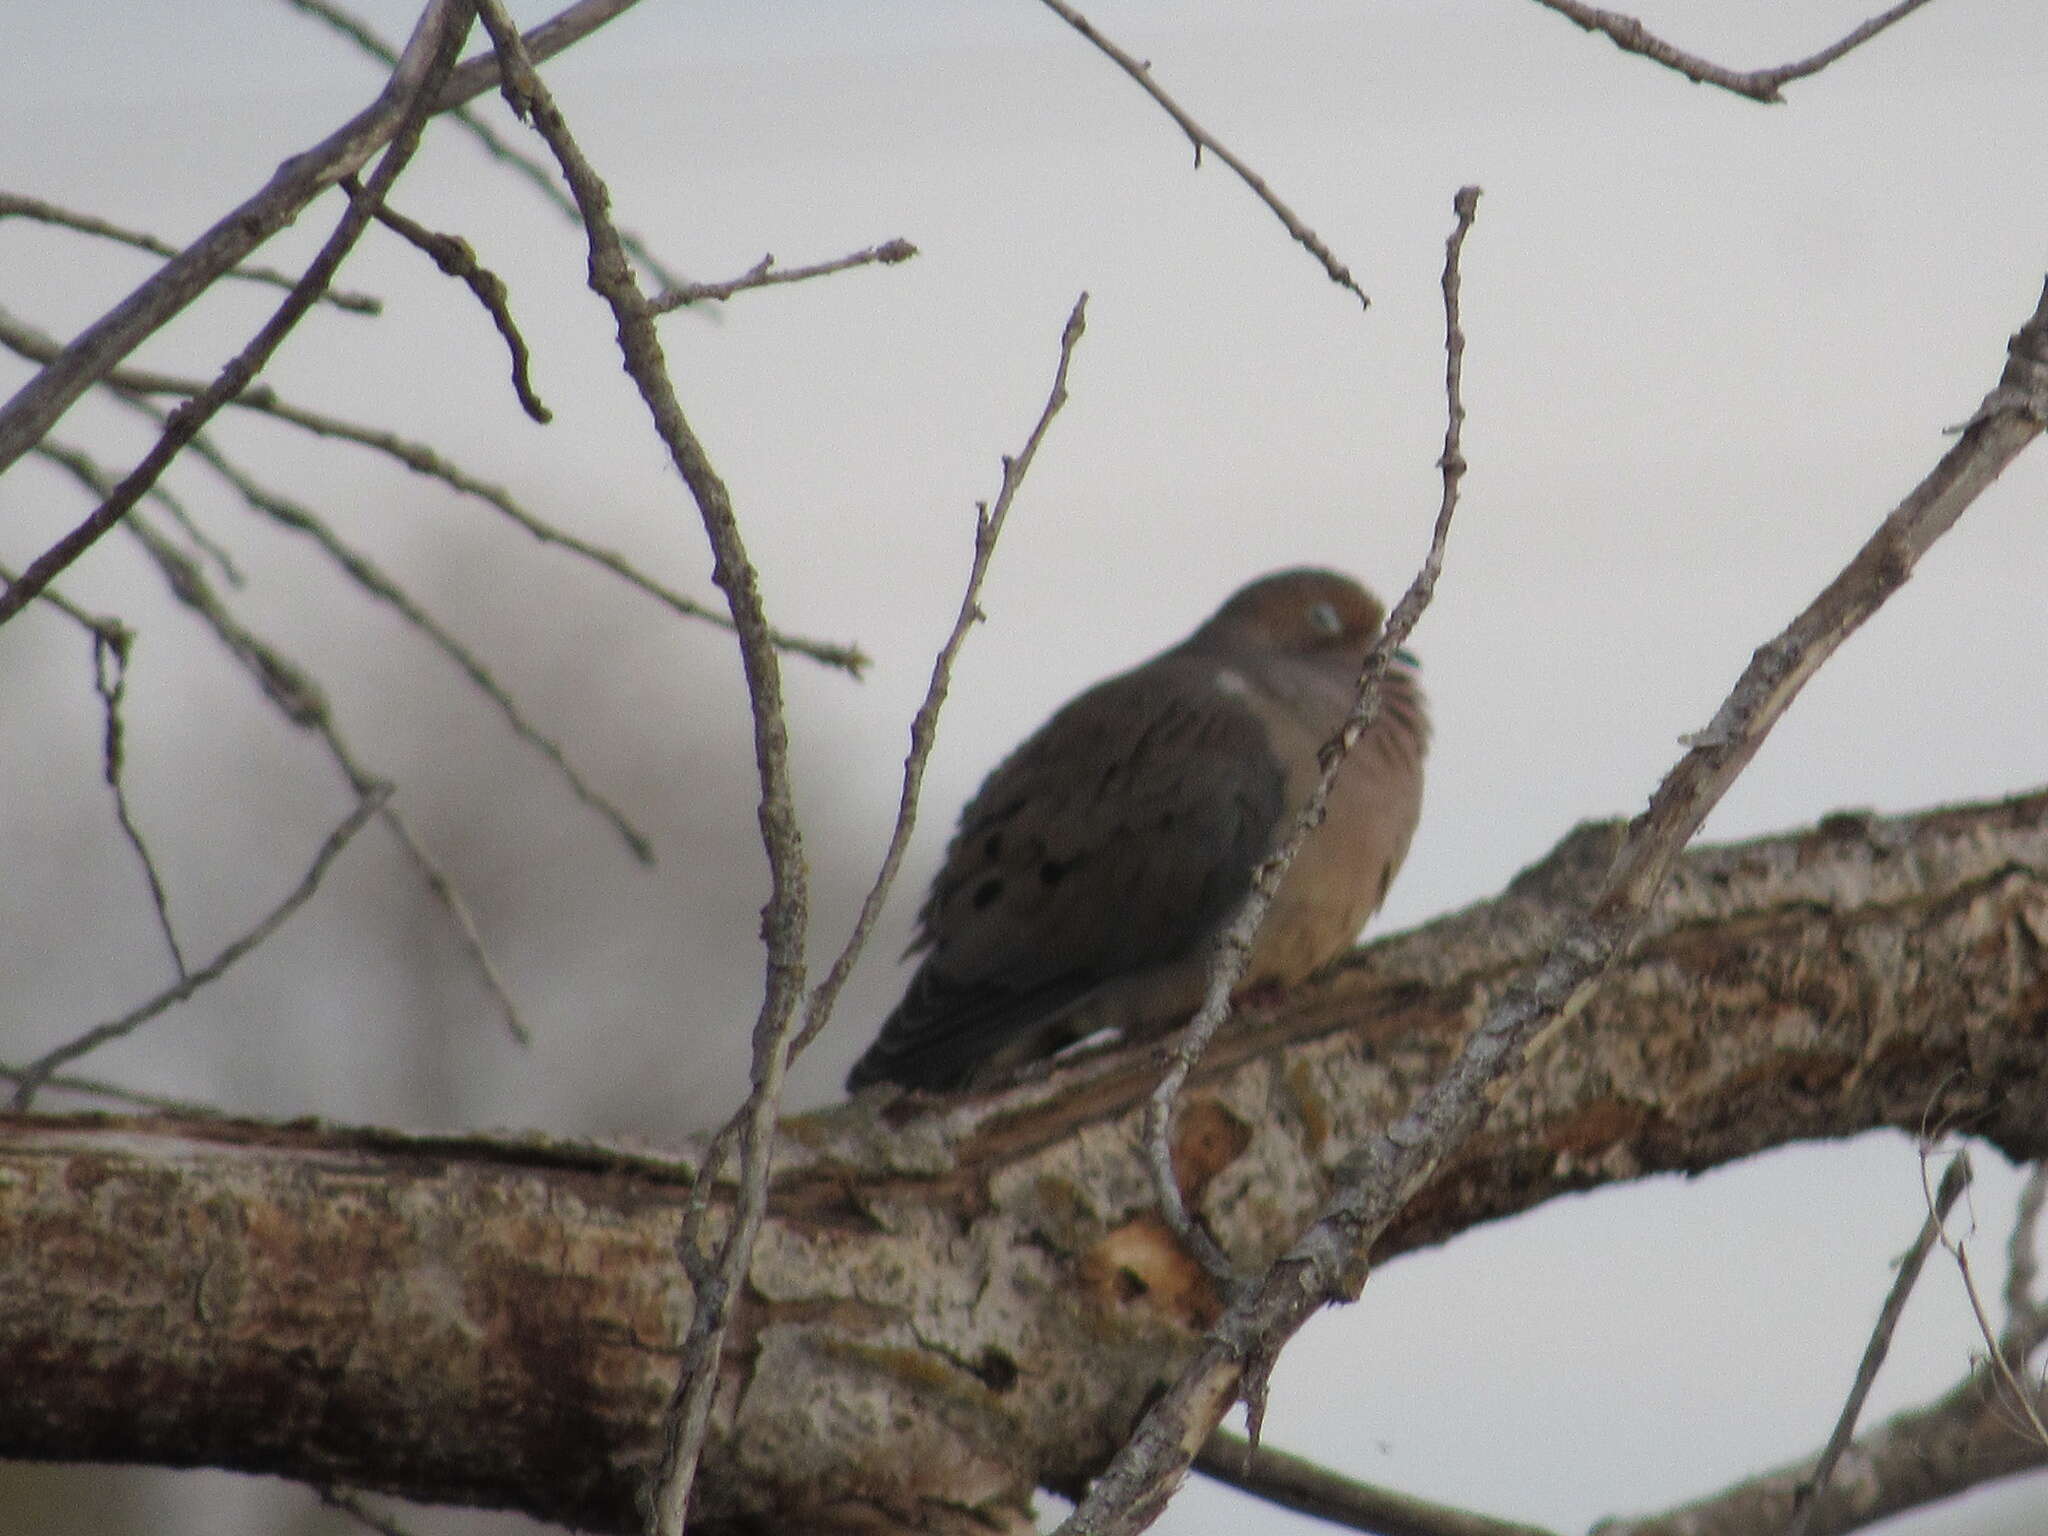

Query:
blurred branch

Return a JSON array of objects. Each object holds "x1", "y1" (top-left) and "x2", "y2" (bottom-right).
[
  {"x1": 1528, "y1": 0, "x2": 1939, "y2": 103},
  {"x1": 1146, "y1": 187, "x2": 1479, "y2": 1294},
  {"x1": 1054, "y1": 276, "x2": 2048, "y2": 1536},
  {"x1": 0, "y1": 1061, "x2": 228, "y2": 1117},
  {"x1": 30, "y1": 438, "x2": 532, "y2": 1048},
  {"x1": 1199, "y1": 1430, "x2": 1562, "y2": 1536},
  {"x1": 0, "y1": 0, "x2": 651, "y2": 479},
  {"x1": 0, "y1": 0, "x2": 471, "y2": 626},
  {"x1": 8, "y1": 785, "x2": 390, "y2": 1110},
  {"x1": 2005, "y1": 1161, "x2": 2048, "y2": 1340},
  {"x1": 1933, "y1": 1153, "x2": 2048, "y2": 1449},
  {"x1": 0, "y1": 303, "x2": 868, "y2": 674},
  {"x1": 91, "y1": 626, "x2": 190, "y2": 979},
  {"x1": 346, "y1": 175, "x2": 551, "y2": 422},
  {"x1": 1783, "y1": 1153, "x2": 1971, "y2": 1536},
  {"x1": 0, "y1": 190, "x2": 382, "y2": 313},
  {"x1": 649, "y1": 239, "x2": 919, "y2": 312},
  {"x1": 120, "y1": 403, "x2": 656, "y2": 865},
  {"x1": 317, "y1": 1485, "x2": 425, "y2": 1536},
  {"x1": 280, "y1": 0, "x2": 694, "y2": 293},
  {"x1": 1036, "y1": 0, "x2": 1367, "y2": 307}
]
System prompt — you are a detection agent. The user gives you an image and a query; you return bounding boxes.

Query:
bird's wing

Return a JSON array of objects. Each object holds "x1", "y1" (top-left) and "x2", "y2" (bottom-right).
[{"x1": 850, "y1": 655, "x2": 1287, "y2": 1089}]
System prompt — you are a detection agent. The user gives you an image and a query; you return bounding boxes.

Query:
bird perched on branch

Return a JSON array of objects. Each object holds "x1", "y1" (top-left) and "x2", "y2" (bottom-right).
[{"x1": 846, "y1": 567, "x2": 1428, "y2": 1093}]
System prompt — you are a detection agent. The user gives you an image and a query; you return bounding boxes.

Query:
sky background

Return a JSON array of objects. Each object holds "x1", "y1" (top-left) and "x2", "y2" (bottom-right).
[{"x1": 2, "y1": 1, "x2": 2046, "y2": 1533}]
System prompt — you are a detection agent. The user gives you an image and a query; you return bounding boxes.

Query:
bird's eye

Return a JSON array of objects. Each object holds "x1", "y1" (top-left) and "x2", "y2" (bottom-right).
[{"x1": 1306, "y1": 601, "x2": 1343, "y2": 637}]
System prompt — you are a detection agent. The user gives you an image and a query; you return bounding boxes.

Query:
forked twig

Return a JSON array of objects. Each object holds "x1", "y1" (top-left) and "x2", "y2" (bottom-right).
[
  {"x1": 0, "y1": 190, "x2": 381, "y2": 312},
  {"x1": 650, "y1": 240, "x2": 919, "y2": 312},
  {"x1": 1036, "y1": 0, "x2": 1367, "y2": 307},
  {"x1": 0, "y1": 0, "x2": 472, "y2": 626},
  {"x1": 1784, "y1": 1153, "x2": 1971, "y2": 1536},
  {"x1": 280, "y1": 0, "x2": 694, "y2": 292},
  {"x1": 9, "y1": 785, "x2": 390, "y2": 1110},
  {"x1": 1529, "y1": 0, "x2": 1938, "y2": 103},
  {"x1": 0, "y1": 300, "x2": 865, "y2": 674},
  {"x1": 1146, "y1": 188, "x2": 1479, "y2": 1292},
  {"x1": 91, "y1": 627, "x2": 189, "y2": 978}
]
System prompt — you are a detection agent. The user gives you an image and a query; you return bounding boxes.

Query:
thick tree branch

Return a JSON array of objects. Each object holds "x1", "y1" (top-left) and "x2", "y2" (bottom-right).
[
  {"x1": 1057, "y1": 274, "x2": 2048, "y2": 1536},
  {"x1": 3, "y1": 791, "x2": 2045, "y2": 1532}
]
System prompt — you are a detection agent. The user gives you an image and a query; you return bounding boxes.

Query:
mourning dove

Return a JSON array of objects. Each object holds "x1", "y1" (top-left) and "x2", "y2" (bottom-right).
[{"x1": 846, "y1": 568, "x2": 1428, "y2": 1092}]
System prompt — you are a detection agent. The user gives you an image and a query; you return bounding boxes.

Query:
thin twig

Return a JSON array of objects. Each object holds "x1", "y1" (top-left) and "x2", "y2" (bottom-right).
[
  {"x1": 126, "y1": 407, "x2": 654, "y2": 865},
  {"x1": 0, "y1": 1060, "x2": 228, "y2": 1117},
  {"x1": 279, "y1": 0, "x2": 694, "y2": 293},
  {"x1": 0, "y1": 557, "x2": 125, "y2": 639},
  {"x1": 793, "y1": 292, "x2": 1087, "y2": 1063},
  {"x1": 1929, "y1": 1150, "x2": 2048, "y2": 1450},
  {"x1": 1528, "y1": 0, "x2": 1938, "y2": 103},
  {"x1": 649, "y1": 240, "x2": 919, "y2": 312},
  {"x1": 0, "y1": 303, "x2": 865, "y2": 675},
  {"x1": 0, "y1": 191, "x2": 381, "y2": 313},
  {"x1": 344, "y1": 174, "x2": 551, "y2": 421},
  {"x1": 1036, "y1": 0, "x2": 1366, "y2": 307},
  {"x1": 9, "y1": 785, "x2": 390, "y2": 1110},
  {"x1": 1784, "y1": 1154, "x2": 1971, "y2": 1536},
  {"x1": 1054, "y1": 278, "x2": 2048, "y2": 1536},
  {"x1": 459, "y1": 9, "x2": 812, "y2": 1530},
  {"x1": 92, "y1": 627, "x2": 189, "y2": 978},
  {"x1": 124, "y1": 512, "x2": 533, "y2": 1047},
  {"x1": 2003, "y1": 1160, "x2": 2048, "y2": 1341},
  {"x1": 0, "y1": 0, "x2": 473, "y2": 626},
  {"x1": 33, "y1": 435, "x2": 533, "y2": 1048},
  {"x1": 0, "y1": 0, "x2": 647, "y2": 478},
  {"x1": 1145, "y1": 187, "x2": 1479, "y2": 1300},
  {"x1": 317, "y1": 1485, "x2": 423, "y2": 1536},
  {"x1": 1199, "y1": 1430, "x2": 1562, "y2": 1536}
]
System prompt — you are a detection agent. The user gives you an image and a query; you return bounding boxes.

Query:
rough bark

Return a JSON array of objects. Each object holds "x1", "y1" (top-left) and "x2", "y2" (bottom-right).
[{"x1": 3, "y1": 790, "x2": 2045, "y2": 1532}]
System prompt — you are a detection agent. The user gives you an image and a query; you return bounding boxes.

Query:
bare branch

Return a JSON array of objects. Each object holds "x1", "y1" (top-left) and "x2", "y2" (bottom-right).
[
  {"x1": 1933, "y1": 1152, "x2": 2048, "y2": 1450},
  {"x1": 129, "y1": 410, "x2": 656, "y2": 865},
  {"x1": 1036, "y1": 0, "x2": 1367, "y2": 307},
  {"x1": 794, "y1": 292, "x2": 1087, "y2": 1064},
  {"x1": 457, "y1": 7, "x2": 814, "y2": 1530},
  {"x1": 1528, "y1": 0, "x2": 1939, "y2": 103},
  {"x1": 2005, "y1": 1161, "x2": 2048, "y2": 1341},
  {"x1": 0, "y1": 0, "x2": 651, "y2": 478},
  {"x1": 29, "y1": 433, "x2": 532, "y2": 1046},
  {"x1": 0, "y1": 190, "x2": 382, "y2": 312},
  {"x1": 91, "y1": 627, "x2": 189, "y2": 979},
  {"x1": 345, "y1": 175, "x2": 551, "y2": 421},
  {"x1": 1784, "y1": 1154, "x2": 1971, "y2": 1536},
  {"x1": 1057, "y1": 278, "x2": 2048, "y2": 1536},
  {"x1": 0, "y1": 1060, "x2": 229, "y2": 1118},
  {"x1": 0, "y1": 302, "x2": 867, "y2": 675},
  {"x1": 0, "y1": 0, "x2": 473, "y2": 626},
  {"x1": 649, "y1": 239, "x2": 919, "y2": 312},
  {"x1": 1146, "y1": 187, "x2": 1480, "y2": 1298},
  {"x1": 317, "y1": 1485, "x2": 424, "y2": 1536},
  {"x1": 1199, "y1": 1430, "x2": 1562, "y2": 1536},
  {"x1": 8, "y1": 785, "x2": 390, "y2": 1110},
  {"x1": 0, "y1": 555, "x2": 126, "y2": 639},
  {"x1": 279, "y1": 0, "x2": 695, "y2": 293}
]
